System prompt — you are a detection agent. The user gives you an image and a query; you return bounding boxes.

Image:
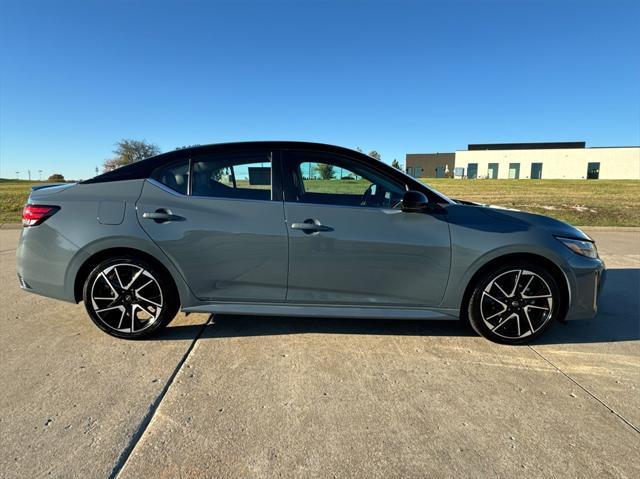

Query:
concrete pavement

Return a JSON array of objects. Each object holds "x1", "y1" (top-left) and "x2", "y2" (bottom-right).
[{"x1": 1, "y1": 228, "x2": 638, "y2": 478}]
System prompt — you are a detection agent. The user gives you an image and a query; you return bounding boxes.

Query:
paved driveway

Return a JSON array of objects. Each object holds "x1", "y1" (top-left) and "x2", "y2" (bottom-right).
[{"x1": 1, "y1": 228, "x2": 638, "y2": 478}]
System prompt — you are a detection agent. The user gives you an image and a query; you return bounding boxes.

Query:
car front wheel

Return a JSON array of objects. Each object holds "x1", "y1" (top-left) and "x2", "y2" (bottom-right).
[
  {"x1": 82, "y1": 256, "x2": 179, "y2": 339},
  {"x1": 467, "y1": 262, "x2": 561, "y2": 344}
]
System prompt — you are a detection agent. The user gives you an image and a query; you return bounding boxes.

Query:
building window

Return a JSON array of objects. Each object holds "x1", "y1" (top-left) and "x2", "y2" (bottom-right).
[
  {"x1": 487, "y1": 163, "x2": 499, "y2": 179},
  {"x1": 530, "y1": 163, "x2": 543, "y2": 179},
  {"x1": 508, "y1": 163, "x2": 520, "y2": 179},
  {"x1": 407, "y1": 167, "x2": 414, "y2": 177},
  {"x1": 587, "y1": 162, "x2": 600, "y2": 179},
  {"x1": 467, "y1": 163, "x2": 478, "y2": 179}
]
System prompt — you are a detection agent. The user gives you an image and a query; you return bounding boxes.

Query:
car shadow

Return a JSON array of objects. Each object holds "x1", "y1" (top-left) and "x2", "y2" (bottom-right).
[
  {"x1": 156, "y1": 268, "x2": 639, "y2": 345},
  {"x1": 157, "y1": 315, "x2": 475, "y2": 342},
  {"x1": 535, "y1": 267, "x2": 639, "y2": 345}
]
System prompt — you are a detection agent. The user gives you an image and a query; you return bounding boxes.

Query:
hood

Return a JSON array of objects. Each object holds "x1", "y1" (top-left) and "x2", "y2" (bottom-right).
[{"x1": 473, "y1": 203, "x2": 592, "y2": 241}]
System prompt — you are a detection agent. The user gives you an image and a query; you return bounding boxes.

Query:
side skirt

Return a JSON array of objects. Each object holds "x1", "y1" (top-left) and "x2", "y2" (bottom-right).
[{"x1": 182, "y1": 302, "x2": 460, "y2": 320}]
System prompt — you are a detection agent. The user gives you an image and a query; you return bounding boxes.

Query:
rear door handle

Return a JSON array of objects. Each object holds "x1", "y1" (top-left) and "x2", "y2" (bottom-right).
[
  {"x1": 291, "y1": 218, "x2": 333, "y2": 234},
  {"x1": 142, "y1": 209, "x2": 184, "y2": 223}
]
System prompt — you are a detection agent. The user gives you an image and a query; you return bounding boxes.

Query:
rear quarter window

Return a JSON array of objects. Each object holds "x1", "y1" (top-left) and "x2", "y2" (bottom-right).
[{"x1": 151, "y1": 160, "x2": 190, "y2": 195}]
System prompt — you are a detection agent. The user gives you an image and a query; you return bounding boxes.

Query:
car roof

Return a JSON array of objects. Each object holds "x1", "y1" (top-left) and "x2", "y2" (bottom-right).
[{"x1": 82, "y1": 141, "x2": 374, "y2": 184}]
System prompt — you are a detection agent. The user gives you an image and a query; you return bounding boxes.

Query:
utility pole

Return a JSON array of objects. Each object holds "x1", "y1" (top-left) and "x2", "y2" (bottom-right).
[
  {"x1": 38, "y1": 170, "x2": 43, "y2": 181},
  {"x1": 15, "y1": 171, "x2": 19, "y2": 179},
  {"x1": 28, "y1": 170, "x2": 31, "y2": 181},
  {"x1": 95, "y1": 166, "x2": 99, "y2": 176}
]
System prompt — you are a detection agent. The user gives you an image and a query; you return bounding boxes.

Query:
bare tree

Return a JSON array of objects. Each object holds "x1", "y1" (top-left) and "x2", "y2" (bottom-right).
[
  {"x1": 315, "y1": 163, "x2": 335, "y2": 180},
  {"x1": 103, "y1": 139, "x2": 161, "y2": 172}
]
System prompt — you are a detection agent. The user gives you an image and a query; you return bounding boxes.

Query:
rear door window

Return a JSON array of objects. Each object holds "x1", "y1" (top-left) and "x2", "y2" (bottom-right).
[{"x1": 191, "y1": 153, "x2": 272, "y2": 201}]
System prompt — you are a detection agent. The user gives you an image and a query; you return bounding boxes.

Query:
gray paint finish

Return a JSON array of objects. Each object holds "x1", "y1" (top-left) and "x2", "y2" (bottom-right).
[
  {"x1": 18, "y1": 179, "x2": 197, "y2": 306},
  {"x1": 284, "y1": 202, "x2": 450, "y2": 305},
  {"x1": 136, "y1": 180, "x2": 289, "y2": 302}
]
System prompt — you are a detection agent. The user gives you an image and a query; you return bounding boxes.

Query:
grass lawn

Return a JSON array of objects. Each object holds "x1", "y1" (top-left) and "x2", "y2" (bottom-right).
[
  {"x1": 0, "y1": 179, "x2": 42, "y2": 223},
  {"x1": 424, "y1": 178, "x2": 640, "y2": 227},
  {"x1": 1, "y1": 178, "x2": 638, "y2": 226}
]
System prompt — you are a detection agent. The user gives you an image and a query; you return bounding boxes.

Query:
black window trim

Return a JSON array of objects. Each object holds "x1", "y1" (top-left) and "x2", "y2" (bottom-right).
[{"x1": 187, "y1": 157, "x2": 193, "y2": 196}]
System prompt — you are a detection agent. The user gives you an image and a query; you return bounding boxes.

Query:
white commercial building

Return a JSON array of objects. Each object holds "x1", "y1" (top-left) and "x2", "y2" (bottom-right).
[{"x1": 406, "y1": 142, "x2": 640, "y2": 180}]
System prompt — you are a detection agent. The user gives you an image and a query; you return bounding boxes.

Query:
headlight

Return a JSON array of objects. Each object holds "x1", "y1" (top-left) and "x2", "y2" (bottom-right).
[{"x1": 556, "y1": 237, "x2": 599, "y2": 259}]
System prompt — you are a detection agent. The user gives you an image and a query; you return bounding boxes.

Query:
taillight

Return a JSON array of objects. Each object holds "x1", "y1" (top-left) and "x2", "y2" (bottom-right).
[{"x1": 22, "y1": 204, "x2": 60, "y2": 227}]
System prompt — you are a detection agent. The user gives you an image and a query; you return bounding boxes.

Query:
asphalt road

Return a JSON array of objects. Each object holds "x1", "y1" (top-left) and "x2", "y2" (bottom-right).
[{"x1": 1, "y1": 228, "x2": 638, "y2": 478}]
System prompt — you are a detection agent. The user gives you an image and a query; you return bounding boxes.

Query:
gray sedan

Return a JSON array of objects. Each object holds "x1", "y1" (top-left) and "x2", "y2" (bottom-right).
[{"x1": 16, "y1": 142, "x2": 605, "y2": 344}]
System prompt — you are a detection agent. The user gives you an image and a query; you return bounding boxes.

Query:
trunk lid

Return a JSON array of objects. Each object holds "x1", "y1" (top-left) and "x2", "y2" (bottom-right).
[{"x1": 28, "y1": 182, "x2": 76, "y2": 200}]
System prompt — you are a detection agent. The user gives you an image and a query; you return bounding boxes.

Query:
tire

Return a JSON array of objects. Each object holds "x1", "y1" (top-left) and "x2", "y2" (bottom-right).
[
  {"x1": 466, "y1": 261, "x2": 561, "y2": 344},
  {"x1": 82, "y1": 256, "x2": 179, "y2": 339}
]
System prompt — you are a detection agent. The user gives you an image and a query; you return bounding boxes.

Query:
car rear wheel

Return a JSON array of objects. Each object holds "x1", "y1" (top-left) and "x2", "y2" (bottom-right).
[
  {"x1": 467, "y1": 262, "x2": 560, "y2": 344},
  {"x1": 82, "y1": 256, "x2": 179, "y2": 339}
]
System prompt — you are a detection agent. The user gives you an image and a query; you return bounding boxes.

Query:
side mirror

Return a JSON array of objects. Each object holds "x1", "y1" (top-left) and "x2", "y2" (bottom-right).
[{"x1": 401, "y1": 190, "x2": 429, "y2": 212}]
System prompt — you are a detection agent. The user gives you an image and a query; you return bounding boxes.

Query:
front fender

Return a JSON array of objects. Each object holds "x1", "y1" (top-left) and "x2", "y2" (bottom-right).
[
  {"x1": 440, "y1": 216, "x2": 577, "y2": 310},
  {"x1": 441, "y1": 242, "x2": 574, "y2": 309}
]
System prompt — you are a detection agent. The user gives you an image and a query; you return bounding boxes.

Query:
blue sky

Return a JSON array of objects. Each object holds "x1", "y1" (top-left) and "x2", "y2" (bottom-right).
[{"x1": 1, "y1": 0, "x2": 638, "y2": 180}]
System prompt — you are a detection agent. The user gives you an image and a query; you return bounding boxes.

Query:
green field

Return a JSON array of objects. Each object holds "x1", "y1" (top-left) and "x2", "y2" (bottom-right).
[
  {"x1": 1, "y1": 178, "x2": 638, "y2": 226},
  {"x1": 423, "y1": 178, "x2": 640, "y2": 227},
  {"x1": 0, "y1": 179, "x2": 40, "y2": 223}
]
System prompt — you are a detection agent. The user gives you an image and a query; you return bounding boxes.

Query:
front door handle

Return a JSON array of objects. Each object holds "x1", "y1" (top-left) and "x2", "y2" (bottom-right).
[
  {"x1": 291, "y1": 218, "x2": 333, "y2": 234},
  {"x1": 142, "y1": 209, "x2": 184, "y2": 223}
]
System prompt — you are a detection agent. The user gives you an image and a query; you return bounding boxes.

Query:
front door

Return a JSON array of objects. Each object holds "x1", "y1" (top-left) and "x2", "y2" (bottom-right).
[
  {"x1": 136, "y1": 150, "x2": 288, "y2": 301},
  {"x1": 281, "y1": 150, "x2": 451, "y2": 306}
]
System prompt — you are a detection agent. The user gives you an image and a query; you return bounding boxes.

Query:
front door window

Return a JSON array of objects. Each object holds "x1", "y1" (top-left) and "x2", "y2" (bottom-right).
[{"x1": 287, "y1": 154, "x2": 406, "y2": 209}]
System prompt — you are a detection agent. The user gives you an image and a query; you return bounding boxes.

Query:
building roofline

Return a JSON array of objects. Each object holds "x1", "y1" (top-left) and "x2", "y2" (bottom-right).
[
  {"x1": 454, "y1": 145, "x2": 640, "y2": 152},
  {"x1": 468, "y1": 141, "x2": 585, "y2": 150},
  {"x1": 587, "y1": 145, "x2": 640, "y2": 149}
]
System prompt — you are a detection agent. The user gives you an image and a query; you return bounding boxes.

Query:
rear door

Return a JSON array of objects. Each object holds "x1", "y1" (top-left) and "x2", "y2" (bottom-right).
[
  {"x1": 281, "y1": 150, "x2": 451, "y2": 306},
  {"x1": 136, "y1": 149, "x2": 288, "y2": 302}
]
